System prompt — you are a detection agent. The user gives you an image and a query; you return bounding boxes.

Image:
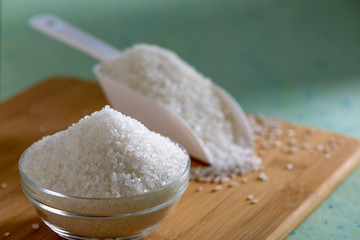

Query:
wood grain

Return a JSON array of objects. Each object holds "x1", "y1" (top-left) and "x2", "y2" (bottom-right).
[{"x1": 1, "y1": 76, "x2": 359, "y2": 240}]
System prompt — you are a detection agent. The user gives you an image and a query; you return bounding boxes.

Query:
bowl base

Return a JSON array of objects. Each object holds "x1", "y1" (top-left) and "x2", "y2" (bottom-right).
[{"x1": 43, "y1": 219, "x2": 159, "y2": 240}]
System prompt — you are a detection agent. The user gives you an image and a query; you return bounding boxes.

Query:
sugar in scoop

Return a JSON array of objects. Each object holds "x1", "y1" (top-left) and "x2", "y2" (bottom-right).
[{"x1": 100, "y1": 44, "x2": 261, "y2": 180}]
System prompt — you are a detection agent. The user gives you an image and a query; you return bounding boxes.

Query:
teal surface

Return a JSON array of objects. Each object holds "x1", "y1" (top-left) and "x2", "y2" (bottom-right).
[{"x1": 1, "y1": 0, "x2": 360, "y2": 239}]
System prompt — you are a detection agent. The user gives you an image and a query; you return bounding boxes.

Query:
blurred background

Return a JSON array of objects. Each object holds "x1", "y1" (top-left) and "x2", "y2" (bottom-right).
[{"x1": 1, "y1": 0, "x2": 360, "y2": 239}]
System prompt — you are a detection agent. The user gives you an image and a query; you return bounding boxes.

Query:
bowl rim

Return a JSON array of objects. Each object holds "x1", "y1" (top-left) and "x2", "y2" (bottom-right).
[{"x1": 19, "y1": 142, "x2": 190, "y2": 201}]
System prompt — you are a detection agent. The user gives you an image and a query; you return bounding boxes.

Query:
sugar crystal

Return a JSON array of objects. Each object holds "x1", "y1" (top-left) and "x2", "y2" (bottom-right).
[
  {"x1": 286, "y1": 163, "x2": 293, "y2": 170},
  {"x1": 247, "y1": 194, "x2": 254, "y2": 200},
  {"x1": 213, "y1": 185, "x2": 222, "y2": 192},
  {"x1": 229, "y1": 182, "x2": 238, "y2": 187},
  {"x1": 32, "y1": 223, "x2": 39, "y2": 229},
  {"x1": 258, "y1": 172, "x2": 269, "y2": 181}
]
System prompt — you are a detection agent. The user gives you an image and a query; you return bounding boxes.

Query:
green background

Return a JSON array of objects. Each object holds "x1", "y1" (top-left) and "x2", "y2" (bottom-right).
[{"x1": 1, "y1": 0, "x2": 360, "y2": 239}]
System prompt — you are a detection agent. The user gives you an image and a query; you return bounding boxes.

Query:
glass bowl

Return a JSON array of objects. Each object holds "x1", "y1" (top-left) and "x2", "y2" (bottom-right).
[{"x1": 19, "y1": 147, "x2": 190, "y2": 240}]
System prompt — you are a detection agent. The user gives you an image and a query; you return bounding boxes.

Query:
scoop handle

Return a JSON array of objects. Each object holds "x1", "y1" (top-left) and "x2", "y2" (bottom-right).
[{"x1": 29, "y1": 14, "x2": 121, "y2": 62}]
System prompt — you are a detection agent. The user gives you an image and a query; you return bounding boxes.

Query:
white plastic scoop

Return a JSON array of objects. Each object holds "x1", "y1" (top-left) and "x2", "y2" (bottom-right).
[{"x1": 29, "y1": 14, "x2": 253, "y2": 164}]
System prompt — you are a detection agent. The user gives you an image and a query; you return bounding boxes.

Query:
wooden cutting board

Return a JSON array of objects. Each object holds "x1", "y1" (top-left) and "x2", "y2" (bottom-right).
[{"x1": 1, "y1": 76, "x2": 360, "y2": 240}]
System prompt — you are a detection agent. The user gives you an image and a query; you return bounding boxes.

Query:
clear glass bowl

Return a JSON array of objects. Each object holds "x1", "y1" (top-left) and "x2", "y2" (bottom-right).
[{"x1": 19, "y1": 147, "x2": 190, "y2": 240}]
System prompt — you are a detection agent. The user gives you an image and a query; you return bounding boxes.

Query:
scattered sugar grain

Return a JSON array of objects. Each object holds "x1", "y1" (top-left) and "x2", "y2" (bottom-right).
[
  {"x1": 316, "y1": 145, "x2": 324, "y2": 152},
  {"x1": 258, "y1": 172, "x2": 269, "y2": 181},
  {"x1": 212, "y1": 176, "x2": 222, "y2": 184},
  {"x1": 4, "y1": 232, "x2": 10, "y2": 237},
  {"x1": 247, "y1": 194, "x2": 254, "y2": 200},
  {"x1": 229, "y1": 182, "x2": 238, "y2": 187},
  {"x1": 32, "y1": 223, "x2": 39, "y2": 229},
  {"x1": 289, "y1": 139, "x2": 297, "y2": 146},
  {"x1": 213, "y1": 185, "x2": 222, "y2": 192},
  {"x1": 273, "y1": 128, "x2": 283, "y2": 136},
  {"x1": 324, "y1": 146, "x2": 332, "y2": 153},
  {"x1": 289, "y1": 146, "x2": 298, "y2": 154},
  {"x1": 1, "y1": 183, "x2": 7, "y2": 189},
  {"x1": 197, "y1": 176, "x2": 211, "y2": 183},
  {"x1": 251, "y1": 198, "x2": 259, "y2": 204},
  {"x1": 241, "y1": 177, "x2": 248, "y2": 183},
  {"x1": 286, "y1": 163, "x2": 293, "y2": 170},
  {"x1": 324, "y1": 153, "x2": 332, "y2": 159},
  {"x1": 286, "y1": 129, "x2": 295, "y2": 137},
  {"x1": 196, "y1": 186, "x2": 203, "y2": 192},
  {"x1": 220, "y1": 176, "x2": 230, "y2": 183},
  {"x1": 248, "y1": 115, "x2": 282, "y2": 141},
  {"x1": 230, "y1": 173, "x2": 237, "y2": 178},
  {"x1": 273, "y1": 140, "x2": 283, "y2": 148}
]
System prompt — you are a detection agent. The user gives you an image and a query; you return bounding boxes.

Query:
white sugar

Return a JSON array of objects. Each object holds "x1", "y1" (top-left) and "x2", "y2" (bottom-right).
[
  {"x1": 286, "y1": 163, "x2": 293, "y2": 170},
  {"x1": 220, "y1": 176, "x2": 230, "y2": 183},
  {"x1": 289, "y1": 146, "x2": 298, "y2": 154},
  {"x1": 273, "y1": 140, "x2": 283, "y2": 148},
  {"x1": 1, "y1": 183, "x2": 7, "y2": 189},
  {"x1": 258, "y1": 172, "x2": 269, "y2": 181},
  {"x1": 324, "y1": 146, "x2": 332, "y2": 153},
  {"x1": 316, "y1": 145, "x2": 324, "y2": 152},
  {"x1": 213, "y1": 185, "x2": 222, "y2": 192},
  {"x1": 229, "y1": 182, "x2": 239, "y2": 187},
  {"x1": 21, "y1": 106, "x2": 188, "y2": 198},
  {"x1": 100, "y1": 44, "x2": 260, "y2": 180},
  {"x1": 247, "y1": 194, "x2": 254, "y2": 200},
  {"x1": 32, "y1": 223, "x2": 39, "y2": 229},
  {"x1": 286, "y1": 129, "x2": 296, "y2": 137}
]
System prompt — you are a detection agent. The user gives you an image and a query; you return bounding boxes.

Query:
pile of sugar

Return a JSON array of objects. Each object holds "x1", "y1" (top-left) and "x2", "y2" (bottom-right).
[
  {"x1": 100, "y1": 44, "x2": 260, "y2": 180},
  {"x1": 21, "y1": 106, "x2": 188, "y2": 198}
]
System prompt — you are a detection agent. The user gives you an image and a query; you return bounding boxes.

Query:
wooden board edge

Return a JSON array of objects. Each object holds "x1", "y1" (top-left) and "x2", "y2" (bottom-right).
[
  {"x1": 268, "y1": 145, "x2": 360, "y2": 240},
  {"x1": 0, "y1": 76, "x2": 96, "y2": 108}
]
